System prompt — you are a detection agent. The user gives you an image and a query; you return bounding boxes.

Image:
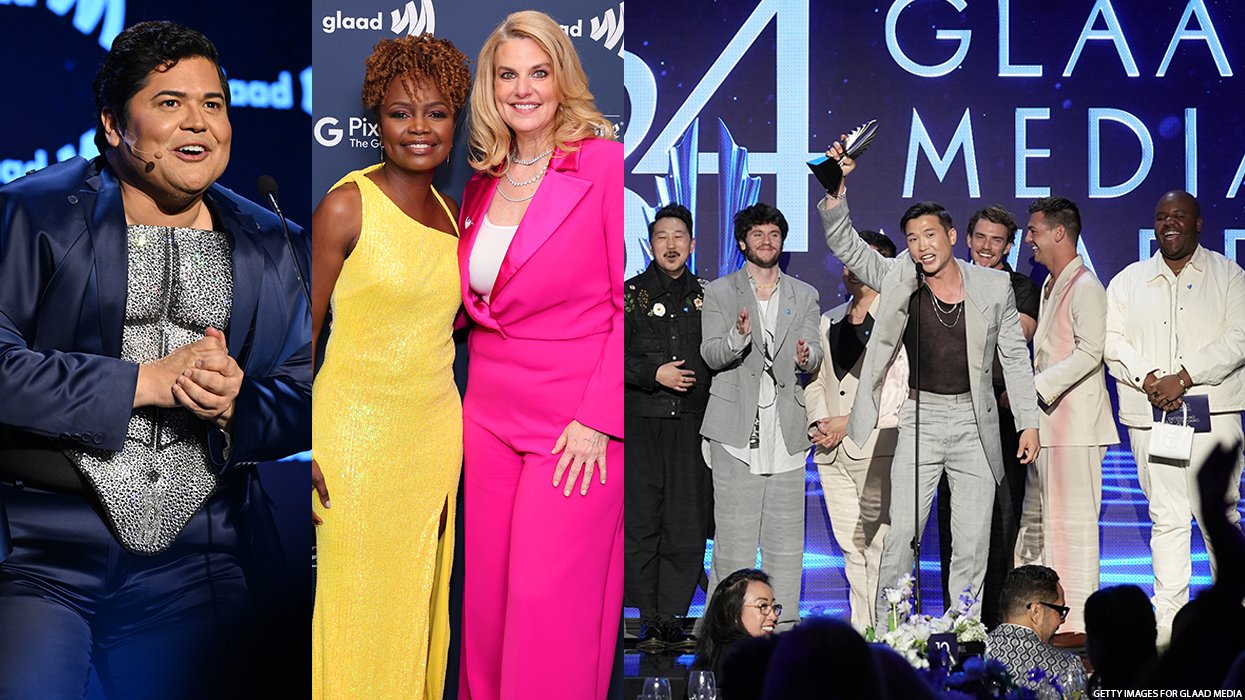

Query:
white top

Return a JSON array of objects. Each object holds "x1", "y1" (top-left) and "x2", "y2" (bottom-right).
[
  {"x1": 468, "y1": 215, "x2": 519, "y2": 301},
  {"x1": 1105, "y1": 245, "x2": 1245, "y2": 427}
]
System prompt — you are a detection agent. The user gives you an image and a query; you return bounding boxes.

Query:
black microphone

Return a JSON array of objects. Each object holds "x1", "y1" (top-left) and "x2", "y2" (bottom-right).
[
  {"x1": 258, "y1": 175, "x2": 311, "y2": 310},
  {"x1": 914, "y1": 259, "x2": 925, "y2": 280}
]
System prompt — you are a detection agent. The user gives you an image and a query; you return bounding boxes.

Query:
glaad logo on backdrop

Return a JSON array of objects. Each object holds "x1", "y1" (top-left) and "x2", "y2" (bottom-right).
[
  {"x1": 314, "y1": 116, "x2": 381, "y2": 149},
  {"x1": 321, "y1": 0, "x2": 434, "y2": 35},
  {"x1": 11, "y1": 0, "x2": 127, "y2": 49},
  {"x1": 591, "y1": 3, "x2": 624, "y2": 57},
  {"x1": 1, "y1": 130, "x2": 98, "y2": 185},
  {"x1": 559, "y1": 3, "x2": 623, "y2": 57}
]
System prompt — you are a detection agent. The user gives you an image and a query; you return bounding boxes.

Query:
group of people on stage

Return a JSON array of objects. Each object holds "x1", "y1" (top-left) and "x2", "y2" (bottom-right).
[
  {"x1": 0, "y1": 9, "x2": 623, "y2": 700},
  {"x1": 310, "y1": 11, "x2": 622, "y2": 700},
  {"x1": 625, "y1": 132, "x2": 1245, "y2": 677}
]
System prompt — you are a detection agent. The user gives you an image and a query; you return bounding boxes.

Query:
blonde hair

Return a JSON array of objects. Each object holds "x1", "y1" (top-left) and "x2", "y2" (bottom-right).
[{"x1": 467, "y1": 10, "x2": 615, "y2": 175}]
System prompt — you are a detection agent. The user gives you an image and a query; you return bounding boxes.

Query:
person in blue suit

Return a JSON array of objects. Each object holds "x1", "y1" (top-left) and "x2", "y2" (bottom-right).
[{"x1": 0, "y1": 21, "x2": 310, "y2": 699}]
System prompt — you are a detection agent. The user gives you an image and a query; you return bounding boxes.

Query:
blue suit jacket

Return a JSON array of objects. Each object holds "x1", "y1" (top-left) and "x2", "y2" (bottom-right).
[{"x1": 0, "y1": 157, "x2": 312, "y2": 556}]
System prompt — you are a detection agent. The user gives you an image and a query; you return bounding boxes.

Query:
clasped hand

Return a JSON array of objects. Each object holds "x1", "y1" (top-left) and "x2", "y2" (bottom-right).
[
  {"x1": 1143, "y1": 372, "x2": 1186, "y2": 412},
  {"x1": 137, "y1": 327, "x2": 242, "y2": 430},
  {"x1": 811, "y1": 415, "x2": 848, "y2": 449}
]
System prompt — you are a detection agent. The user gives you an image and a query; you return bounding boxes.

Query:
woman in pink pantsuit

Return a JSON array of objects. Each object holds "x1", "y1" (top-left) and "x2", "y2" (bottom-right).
[{"x1": 457, "y1": 11, "x2": 622, "y2": 700}]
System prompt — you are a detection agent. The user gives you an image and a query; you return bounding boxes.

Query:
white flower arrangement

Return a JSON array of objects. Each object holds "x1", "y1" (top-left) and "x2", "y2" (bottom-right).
[{"x1": 870, "y1": 575, "x2": 988, "y2": 670}]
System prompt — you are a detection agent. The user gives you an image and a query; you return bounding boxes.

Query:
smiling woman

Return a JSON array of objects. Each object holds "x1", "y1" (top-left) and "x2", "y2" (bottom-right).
[
  {"x1": 310, "y1": 33, "x2": 471, "y2": 700},
  {"x1": 456, "y1": 10, "x2": 623, "y2": 700}
]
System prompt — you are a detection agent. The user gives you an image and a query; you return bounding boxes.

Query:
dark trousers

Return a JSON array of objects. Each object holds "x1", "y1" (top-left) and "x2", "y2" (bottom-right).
[
  {"x1": 0, "y1": 480, "x2": 264, "y2": 700},
  {"x1": 937, "y1": 404, "x2": 1025, "y2": 628},
  {"x1": 624, "y1": 413, "x2": 712, "y2": 618}
]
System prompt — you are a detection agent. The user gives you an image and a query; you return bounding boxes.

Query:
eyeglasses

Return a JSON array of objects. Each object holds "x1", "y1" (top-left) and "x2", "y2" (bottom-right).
[
  {"x1": 1030, "y1": 601, "x2": 1070, "y2": 621},
  {"x1": 746, "y1": 602, "x2": 783, "y2": 618}
]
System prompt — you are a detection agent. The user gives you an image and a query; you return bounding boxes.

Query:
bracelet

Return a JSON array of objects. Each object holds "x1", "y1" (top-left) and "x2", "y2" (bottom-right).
[
  {"x1": 1177, "y1": 376, "x2": 1187, "y2": 390},
  {"x1": 826, "y1": 186, "x2": 846, "y2": 200}
]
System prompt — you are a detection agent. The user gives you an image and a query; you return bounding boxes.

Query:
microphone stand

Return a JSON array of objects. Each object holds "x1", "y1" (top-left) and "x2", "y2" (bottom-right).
[
  {"x1": 257, "y1": 176, "x2": 311, "y2": 310},
  {"x1": 911, "y1": 263, "x2": 923, "y2": 613}
]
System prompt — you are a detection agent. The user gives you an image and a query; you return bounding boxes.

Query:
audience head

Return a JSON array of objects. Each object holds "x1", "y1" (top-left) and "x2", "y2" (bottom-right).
[
  {"x1": 719, "y1": 633, "x2": 779, "y2": 700},
  {"x1": 695, "y1": 569, "x2": 780, "y2": 681},
  {"x1": 999, "y1": 565, "x2": 1067, "y2": 643},
  {"x1": 761, "y1": 617, "x2": 881, "y2": 700},
  {"x1": 1084, "y1": 585, "x2": 1156, "y2": 690}
]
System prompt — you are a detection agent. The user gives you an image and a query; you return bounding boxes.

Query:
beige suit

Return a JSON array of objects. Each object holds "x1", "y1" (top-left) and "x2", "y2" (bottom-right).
[
  {"x1": 805, "y1": 299, "x2": 908, "y2": 630},
  {"x1": 1015, "y1": 256, "x2": 1118, "y2": 633}
]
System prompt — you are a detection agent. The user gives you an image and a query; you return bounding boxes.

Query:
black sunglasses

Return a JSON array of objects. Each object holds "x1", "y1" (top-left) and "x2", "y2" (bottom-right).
[{"x1": 1030, "y1": 600, "x2": 1070, "y2": 621}]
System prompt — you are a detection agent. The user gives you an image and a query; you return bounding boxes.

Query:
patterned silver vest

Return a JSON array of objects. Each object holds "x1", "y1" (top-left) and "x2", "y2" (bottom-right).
[{"x1": 66, "y1": 224, "x2": 233, "y2": 555}]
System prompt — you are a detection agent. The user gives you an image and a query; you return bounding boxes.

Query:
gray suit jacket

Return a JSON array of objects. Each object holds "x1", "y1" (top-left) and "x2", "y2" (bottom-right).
[
  {"x1": 699, "y1": 267, "x2": 822, "y2": 453},
  {"x1": 818, "y1": 198, "x2": 1040, "y2": 482}
]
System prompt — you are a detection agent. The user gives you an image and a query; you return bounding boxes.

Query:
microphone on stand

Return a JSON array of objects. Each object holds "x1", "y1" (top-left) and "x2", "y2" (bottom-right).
[
  {"x1": 257, "y1": 175, "x2": 311, "y2": 310},
  {"x1": 911, "y1": 258, "x2": 924, "y2": 612}
]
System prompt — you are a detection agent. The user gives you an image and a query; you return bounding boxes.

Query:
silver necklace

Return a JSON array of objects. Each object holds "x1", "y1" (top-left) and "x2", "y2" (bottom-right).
[
  {"x1": 496, "y1": 185, "x2": 538, "y2": 203},
  {"x1": 927, "y1": 288, "x2": 963, "y2": 328},
  {"x1": 509, "y1": 147, "x2": 553, "y2": 165},
  {"x1": 505, "y1": 163, "x2": 547, "y2": 188}
]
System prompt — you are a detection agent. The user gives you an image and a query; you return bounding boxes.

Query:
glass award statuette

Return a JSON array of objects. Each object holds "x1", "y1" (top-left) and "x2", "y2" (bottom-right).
[{"x1": 807, "y1": 119, "x2": 878, "y2": 194}]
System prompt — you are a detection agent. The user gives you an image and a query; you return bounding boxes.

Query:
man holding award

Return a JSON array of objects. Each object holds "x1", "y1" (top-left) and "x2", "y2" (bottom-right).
[{"x1": 814, "y1": 132, "x2": 1041, "y2": 623}]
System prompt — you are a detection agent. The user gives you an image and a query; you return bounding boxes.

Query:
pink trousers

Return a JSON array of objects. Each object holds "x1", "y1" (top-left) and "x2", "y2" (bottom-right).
[{"x1": 459, "y1": 331, "x2": 623, "y2": 700}]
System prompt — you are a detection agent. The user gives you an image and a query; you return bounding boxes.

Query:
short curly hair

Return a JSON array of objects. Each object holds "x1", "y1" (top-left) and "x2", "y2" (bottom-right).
[{"x1": 361, "y1": 35, "x2": 471, "y2": 116}]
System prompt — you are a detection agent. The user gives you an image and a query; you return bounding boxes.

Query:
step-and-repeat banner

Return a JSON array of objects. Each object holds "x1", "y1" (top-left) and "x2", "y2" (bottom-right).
[{"x1": 312, "y1": 0, "x2": 624, "y2": 213}]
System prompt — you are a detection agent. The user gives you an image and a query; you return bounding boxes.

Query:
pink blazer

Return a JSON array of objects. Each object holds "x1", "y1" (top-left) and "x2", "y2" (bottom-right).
[{"x1": 457, "y1": 138, "x2": 624, "y2": 439}]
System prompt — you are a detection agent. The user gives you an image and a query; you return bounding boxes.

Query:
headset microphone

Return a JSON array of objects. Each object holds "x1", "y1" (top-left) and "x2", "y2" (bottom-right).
[{"x1": 122, "y1": 134, "x2": 162, "y2": 173}]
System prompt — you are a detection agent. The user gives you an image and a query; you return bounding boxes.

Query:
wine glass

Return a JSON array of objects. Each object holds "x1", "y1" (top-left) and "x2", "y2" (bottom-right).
[
  {"x1": 638, "y1": 676, "x2": 672, "y2": 700},
  {"x1": 688, "y1": 669, "x2": 717, "y2": 700}
]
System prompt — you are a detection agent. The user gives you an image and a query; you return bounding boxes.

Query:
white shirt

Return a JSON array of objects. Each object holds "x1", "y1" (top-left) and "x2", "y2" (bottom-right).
[
  {"x1": 1104, "y1": 245, "x2": 1245, "y2": 428},
  {"x1": 468, "y1": 216, "x2": 519, "y2": 302}
]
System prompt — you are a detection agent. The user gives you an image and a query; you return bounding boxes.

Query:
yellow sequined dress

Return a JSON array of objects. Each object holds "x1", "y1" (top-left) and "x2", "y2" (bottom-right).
[{"x1": 312, "y1": 165, "x2": 461, "y2": 699}]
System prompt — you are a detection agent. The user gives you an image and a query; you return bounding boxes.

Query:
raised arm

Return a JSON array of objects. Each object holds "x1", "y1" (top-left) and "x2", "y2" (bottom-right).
[{"x1": 814, "y1": 142, "x2": 898, "y2": 290}]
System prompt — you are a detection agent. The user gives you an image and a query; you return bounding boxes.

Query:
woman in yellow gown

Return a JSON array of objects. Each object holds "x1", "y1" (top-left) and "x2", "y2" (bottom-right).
[{"x1": 310, "y1": 36, "x2": 471, "y2": 699}]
